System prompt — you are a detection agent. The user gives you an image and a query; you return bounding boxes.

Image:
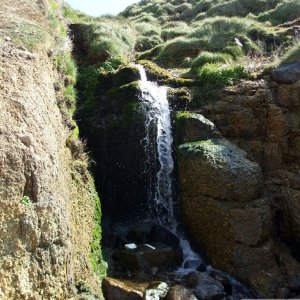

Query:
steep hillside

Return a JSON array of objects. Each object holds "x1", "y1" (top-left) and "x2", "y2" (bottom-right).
[
  {"x1": 0, "y1": 0, "x2": 105, "y2": 299},
  {"x1": 64, "y1": 0, "x2": 300, "y2": 298},
  {"x1": 1, "y1": 0, "x2": 300, "y2": 299}
]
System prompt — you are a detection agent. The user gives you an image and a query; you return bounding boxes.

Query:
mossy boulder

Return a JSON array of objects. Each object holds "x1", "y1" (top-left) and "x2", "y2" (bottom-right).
[
  {"x1": 98, "y1": 65, "x2": 141, "y2": 93},
  {"x1": 178, "y1": 138, "x2": 263, "y2": 202},
  {"x1": 137, "y1": 60, "x2": 194, "y2": 87},
  {"x1": 175, "y1": 112, "x2": 220, "y2": 144},
  {"x1": 167, "y1": 87, "x2": 191, "y2": 110},
  {"x1": 176, "y1": 137, "x2": 294, "y2": 296}
]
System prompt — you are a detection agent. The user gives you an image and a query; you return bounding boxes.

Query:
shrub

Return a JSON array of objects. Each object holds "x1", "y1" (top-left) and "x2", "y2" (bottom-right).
[
  {"x1": 206, "y1": 0, "x2": 280, "y2": 18},
  {"x1": 21, "y1": 196, "x2": 31, "y2": 206},
  {"x1": 99, "y1": 57, "x2": 125, "y2": 73},
  {"x1": 196, "y1": 62, "x2": 248, "y2": 86},
  {"x1": 63, "y1": 85, "x2": 77, "y2": 114}
]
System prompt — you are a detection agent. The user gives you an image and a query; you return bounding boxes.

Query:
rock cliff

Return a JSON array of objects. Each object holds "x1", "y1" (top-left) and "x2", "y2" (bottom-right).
[{"x1": 0, "y1": 0, "x2": 105, "y2": 299}]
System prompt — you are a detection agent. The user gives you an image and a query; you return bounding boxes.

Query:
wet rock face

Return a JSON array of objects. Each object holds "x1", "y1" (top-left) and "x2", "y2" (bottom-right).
[
  {"x1": 176, "y1": 80, "x2": 300, "y2": 297},
  {"x1": 79, "y1": 66, "x2": 151, "y2": 223}
]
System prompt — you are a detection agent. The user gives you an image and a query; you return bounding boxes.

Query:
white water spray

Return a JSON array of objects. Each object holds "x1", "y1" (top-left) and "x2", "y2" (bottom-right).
[{"x1": 137, "y1": 64, "x2": 203, "y2": 272}]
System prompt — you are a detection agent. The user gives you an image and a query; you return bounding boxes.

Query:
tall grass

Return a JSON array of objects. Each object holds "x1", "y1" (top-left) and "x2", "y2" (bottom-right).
[
  {"x1": 257, "y1": 0, "x2": 300, "y2": 25},
  {"x1": 281, "y1": 41, "x2": 300, "y2": 64}
]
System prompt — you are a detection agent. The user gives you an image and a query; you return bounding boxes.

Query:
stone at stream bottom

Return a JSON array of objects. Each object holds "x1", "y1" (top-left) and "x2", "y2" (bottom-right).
[
  {"x1": 144, "y1": 282, "x2": 169, "y2": 300},
  {"x1": 165, "y1": 285, "x2": 197, "y2": 300},
  {"x1": 102, "y1": 277, "x2": 144, "y2": 300},
  {"x1": 148, "y1": 225, "x2": 180, "y2": 248},
  {"x1": 112, "y1": 244, "x2": 182, "y2": 275},
  {"x1": 185, "y1": 272, "x2": 225, "y2": 300}
]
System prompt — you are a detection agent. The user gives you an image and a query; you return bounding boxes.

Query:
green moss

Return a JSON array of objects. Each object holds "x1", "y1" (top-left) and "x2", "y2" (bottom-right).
[
  {"x1": 54, "y1": 52, "x2": 77, "y2": 84},
  {"x1": 138, "y1": 59, "x2": 174, "y2": 81},
  {"x1": 91, "y1": 193, "x2": 107, "y2": 277},
  {"x1": 137, "y1": 60, "x2": 194, "y2": 87},
  {"x1": 77, "y1": 66, "x2": 100, "y2": 105},
  {"x1": 176, "y1": 111, "x2": 196, "y2": 119}
]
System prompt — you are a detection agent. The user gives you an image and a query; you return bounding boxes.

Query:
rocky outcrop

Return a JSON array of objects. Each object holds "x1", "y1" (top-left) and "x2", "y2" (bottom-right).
[
  {"x1": 0, "y1": 1, "x2": 104, "y2": 298},
  {"x1": 176, "y1": 80, "x2": 300, "y2": 297},
  {"x1": 271, "y1": 62, "x2": 300, "y2": 83}
]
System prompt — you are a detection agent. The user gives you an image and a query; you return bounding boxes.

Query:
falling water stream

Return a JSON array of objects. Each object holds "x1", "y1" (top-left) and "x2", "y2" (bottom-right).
[
  {"x1": 137, "y1": 64, "x2": 203, "y2": 272},
  {"x1": 136, "y1": 64, "x2": 256, "y2": 298}
]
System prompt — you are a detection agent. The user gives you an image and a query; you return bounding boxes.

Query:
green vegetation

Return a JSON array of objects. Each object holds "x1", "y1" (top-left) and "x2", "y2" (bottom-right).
[
  {"x1": 191, "y1": 52, "x2": 233, "y2": 70},
  {"x1": 196, "y1": 63, "x2": 248, "y2": 85},
  {"x1": 91, "y1": 193, "x2": 107, "y2": 277},
  {"x1": 20, "y1": 196, "x2": 31, "y2": 206},
  {"x1": 281, "y1": 41, "x2": 300, "y2": 64},
  {"x1": 257, "y1": 0, "x2": 300, "y2": 25}
]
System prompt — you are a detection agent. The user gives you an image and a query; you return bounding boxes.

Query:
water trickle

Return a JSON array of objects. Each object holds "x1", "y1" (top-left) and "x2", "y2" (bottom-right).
[{"x1": 136, "y1": 64, "x2": 203, "y2": 271}]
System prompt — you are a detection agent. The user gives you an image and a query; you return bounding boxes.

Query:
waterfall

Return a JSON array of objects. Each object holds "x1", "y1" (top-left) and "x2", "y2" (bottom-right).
[
  {"x1": 136, "y1": 64, "x2": 256, "y2": 298},
  {"x1": 136, "y1": 64, "x2": 203, "y2": 272}
]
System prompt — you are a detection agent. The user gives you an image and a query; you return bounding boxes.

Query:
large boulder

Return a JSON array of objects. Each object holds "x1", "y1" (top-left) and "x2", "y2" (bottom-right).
[
  {"x1": 177, "y1": 138, "x2": 285, "y2": 296},
  {"x1": 271, "y1": 62, "x2": 300, "y2": 84},
  {"x1": 175, "y1": 112, "x2": 220, "y2": 144},
  {"x1": 178, "y1": 138, "x2": 264, "y2": 202}
]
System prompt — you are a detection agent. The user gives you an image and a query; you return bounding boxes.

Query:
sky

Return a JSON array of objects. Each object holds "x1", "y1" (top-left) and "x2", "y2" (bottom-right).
[{"x1": 64, "y1": 0, "x2": 140, "y2": 16}]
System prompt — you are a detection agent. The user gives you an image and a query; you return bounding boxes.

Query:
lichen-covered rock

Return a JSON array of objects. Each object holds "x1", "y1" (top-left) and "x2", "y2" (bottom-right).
[{"x1": 178, "y1": 138, "x2": 263, "y2": 202}]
